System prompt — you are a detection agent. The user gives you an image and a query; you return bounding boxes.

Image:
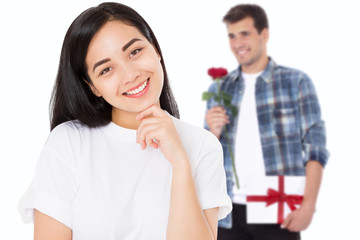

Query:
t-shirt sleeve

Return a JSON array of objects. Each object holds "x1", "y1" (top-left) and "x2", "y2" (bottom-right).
[
  {"x1": 193, "y1": 131, "x2": 232, "y2": 221},
  {"x1": 18, "y1": 124, "x2": 79, "y2": 229}
]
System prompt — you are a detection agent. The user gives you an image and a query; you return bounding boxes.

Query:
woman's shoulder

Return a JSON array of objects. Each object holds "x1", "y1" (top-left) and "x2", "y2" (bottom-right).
[
  {"x1": 50, "y1": 120, "x2": 82, "y2": 136},
  {"x1": 51, "y1": 120, "x2": 104, "y2": 136},
  {"x1": 171, "y1": 116, "x2": 221, "y2": 150},
  {"x1": 48, "y1": 120, "x2": 98, "y2": 145},
  {"x1": 171, "y1": 117, "x2": 224, "y2": 178}
]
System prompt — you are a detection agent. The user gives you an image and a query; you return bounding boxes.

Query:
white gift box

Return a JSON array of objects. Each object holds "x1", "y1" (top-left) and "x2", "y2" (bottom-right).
[{"x1": 246, "y1": 176, "x2": 305, "y2": 224}]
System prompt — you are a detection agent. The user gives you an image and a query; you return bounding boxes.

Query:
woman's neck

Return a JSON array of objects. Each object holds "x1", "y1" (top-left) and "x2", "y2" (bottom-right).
[
  {"x1": 111, "y1": 102, "x2": 161, "y2": 129},
  {"x1": 111, "y1": 109, "x2": 141, "y2": 130}
]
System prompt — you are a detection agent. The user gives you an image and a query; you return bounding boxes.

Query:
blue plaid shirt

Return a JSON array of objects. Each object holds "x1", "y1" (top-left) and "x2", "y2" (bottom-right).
[{"x1": 205, "y1": 58, "x2": 329, "y2": 228}]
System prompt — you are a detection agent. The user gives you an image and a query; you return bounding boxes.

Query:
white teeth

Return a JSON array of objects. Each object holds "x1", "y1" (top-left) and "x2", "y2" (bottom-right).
[
  {"x1": 125, "y1": 80, "x2": 148, "y2": 95},
  {"x1": 237, "y1": 49, "x2": 248, "y2": 56}
]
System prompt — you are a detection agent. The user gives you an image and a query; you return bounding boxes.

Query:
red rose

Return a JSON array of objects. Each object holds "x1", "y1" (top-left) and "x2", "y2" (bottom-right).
[{"x1": 207, "y1": 67, "x2": 228, "y2": 80}]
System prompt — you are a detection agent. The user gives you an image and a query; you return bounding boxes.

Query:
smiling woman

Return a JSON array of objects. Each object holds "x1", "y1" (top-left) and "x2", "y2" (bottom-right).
[
  {"x1": 85, "y1": 21, "x2": 164, "y2": 129},
  {"x1": 47, "y1": 2, "x2": 178, "y2": 131},
  {"x1": 17, "y1": 2, "x2": 231, "y2": 240}
]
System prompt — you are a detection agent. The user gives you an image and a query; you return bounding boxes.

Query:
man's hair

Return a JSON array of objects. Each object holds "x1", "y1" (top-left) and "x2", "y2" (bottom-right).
[{"x1": 223, "y1": 4, "x2": 269, "y2": 33}]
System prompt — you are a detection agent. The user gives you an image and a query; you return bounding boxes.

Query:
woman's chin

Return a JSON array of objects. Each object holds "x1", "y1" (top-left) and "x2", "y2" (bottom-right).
[
  {"x1": 112, "y1": 100, "x2": 160, "y2": 115},
  {"x1": 136, "y1": 101, "x2": 161, "y2": 113}
]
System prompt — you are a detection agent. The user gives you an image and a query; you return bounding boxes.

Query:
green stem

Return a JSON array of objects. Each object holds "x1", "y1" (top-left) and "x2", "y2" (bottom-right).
[
  {"x1": 223, "y1": 114, "x2": 240, "y2": 189},
  {"x1": 216, "y1": 77, "x2": 239, "y2": 189}
]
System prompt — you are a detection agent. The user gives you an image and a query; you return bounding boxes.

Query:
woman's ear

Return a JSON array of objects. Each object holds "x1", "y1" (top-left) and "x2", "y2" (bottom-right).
[{"x1": 84, "y1": 80, "x2": 102, "y2": 97}]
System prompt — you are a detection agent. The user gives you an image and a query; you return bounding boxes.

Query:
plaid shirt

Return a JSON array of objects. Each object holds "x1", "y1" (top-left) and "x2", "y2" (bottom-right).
[{"x1": 205, "y1": 58, "x2": 329, "y2": 228}]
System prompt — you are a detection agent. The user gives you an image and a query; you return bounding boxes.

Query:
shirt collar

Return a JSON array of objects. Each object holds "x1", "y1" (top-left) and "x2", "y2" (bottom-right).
[{"x1": 231, "y1": 57, "x2": 276, "y2": 84}]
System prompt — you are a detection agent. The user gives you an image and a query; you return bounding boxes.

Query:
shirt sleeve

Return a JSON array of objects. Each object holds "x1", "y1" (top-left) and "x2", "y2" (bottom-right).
[
  {"x1": 193, "y1": 131, "x2": 232, "y2": 221},
  {"x1": 298, "y1": 74, "x2": 330, "y2": 167},
  {"x1": 18, "y1": 124, "x2": 79, "y2": 229}
]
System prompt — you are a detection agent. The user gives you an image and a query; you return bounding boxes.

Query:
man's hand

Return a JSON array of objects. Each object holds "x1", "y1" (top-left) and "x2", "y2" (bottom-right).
[
  {"x1": 281, "y1": 160, "x2": 323, "y2": 232},
  {"x1": 205, "y1": 106, "x2": 229, "y2": 139},
  {"x1": 281, "y1": 204, "x2": 315, "y2": 232}
]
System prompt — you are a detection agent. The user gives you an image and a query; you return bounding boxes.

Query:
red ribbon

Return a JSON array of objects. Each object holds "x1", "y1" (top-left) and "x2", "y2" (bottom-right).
[{"x1": 246, "y1": 176, "x2": 303, "y2": 223}]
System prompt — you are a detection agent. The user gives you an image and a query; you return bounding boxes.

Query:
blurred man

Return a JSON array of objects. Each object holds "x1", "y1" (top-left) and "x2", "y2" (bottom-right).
[{"x1": 205, "y1": 4, "x2": 329, "y2": 240}]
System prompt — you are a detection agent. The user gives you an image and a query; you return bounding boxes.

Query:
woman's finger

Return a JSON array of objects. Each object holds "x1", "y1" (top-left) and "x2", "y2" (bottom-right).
[
  {"x1": 142, "y1": 127, "x2": 162, "y2": 149},
  {"x1": 137, "y1": 118, "x2": 163, "y2": 143},
  {"x1": 136, "y1": 104, "x2": 165, "y2": 120}
]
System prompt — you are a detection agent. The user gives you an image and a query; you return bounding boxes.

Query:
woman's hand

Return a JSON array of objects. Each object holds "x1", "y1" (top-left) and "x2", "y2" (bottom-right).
[{"x1": 136, "y1": 105, "x2": 187, "y2": 165}]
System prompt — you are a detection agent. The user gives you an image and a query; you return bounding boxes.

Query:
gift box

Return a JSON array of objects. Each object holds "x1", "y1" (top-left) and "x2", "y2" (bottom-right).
[{"x1": 246, "y1": 176, "x2": 305, "y2": 224}]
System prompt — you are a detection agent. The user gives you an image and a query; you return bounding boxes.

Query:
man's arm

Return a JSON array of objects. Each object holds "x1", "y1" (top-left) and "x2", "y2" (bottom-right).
[
  {"x1": 298, "y1": 74, "x2": 329, "y2": 167},
  {"x1": 282, "y1": 74, "x2": 329, "y2": 232}
]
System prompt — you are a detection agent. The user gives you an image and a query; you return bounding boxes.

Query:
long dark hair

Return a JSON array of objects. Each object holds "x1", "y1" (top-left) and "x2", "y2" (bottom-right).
[{"x1": 50, "y1": 2, "x2": 179, "y2": 130}]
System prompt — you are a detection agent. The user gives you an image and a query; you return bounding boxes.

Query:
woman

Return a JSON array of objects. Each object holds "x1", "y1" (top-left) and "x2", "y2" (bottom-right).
[{"x1": 18, "y1": 2, "x2": 231, "y2": 239}]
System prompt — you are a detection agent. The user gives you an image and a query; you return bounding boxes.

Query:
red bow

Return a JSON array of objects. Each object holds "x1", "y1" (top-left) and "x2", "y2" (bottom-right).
[{"x1": 246, "y1": 176, "x2": 303, "y2": 223}]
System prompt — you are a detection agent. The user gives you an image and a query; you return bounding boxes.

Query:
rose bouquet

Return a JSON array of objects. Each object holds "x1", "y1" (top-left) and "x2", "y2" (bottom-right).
[{"x1": 202, "y1": 67, "x2": 239, "y2": 189}]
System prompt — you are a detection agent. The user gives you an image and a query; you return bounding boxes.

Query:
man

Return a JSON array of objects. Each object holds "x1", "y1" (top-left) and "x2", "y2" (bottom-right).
[{"x1": 204, "y1": 4, "x2": 329, "y2": 240}]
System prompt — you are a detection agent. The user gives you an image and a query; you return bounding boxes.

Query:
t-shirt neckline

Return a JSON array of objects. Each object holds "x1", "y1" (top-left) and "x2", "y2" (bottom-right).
[{"x1": 103, "y1": 121, "x2": 137, "y2": 143}]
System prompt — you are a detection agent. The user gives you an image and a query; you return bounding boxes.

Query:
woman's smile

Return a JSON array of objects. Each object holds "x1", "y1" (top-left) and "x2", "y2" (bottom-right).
[{"x1": 123, "y1": 78, "x2": 150, "y2": 98}]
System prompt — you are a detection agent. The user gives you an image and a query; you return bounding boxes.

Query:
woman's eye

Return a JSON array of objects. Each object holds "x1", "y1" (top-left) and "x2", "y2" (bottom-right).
[
  {"x1": 100, "y1": 67, "x2": 112, "y2": 76},
  {"x1": 130, "y1": 48, "x2": 142, "y2": 57}
]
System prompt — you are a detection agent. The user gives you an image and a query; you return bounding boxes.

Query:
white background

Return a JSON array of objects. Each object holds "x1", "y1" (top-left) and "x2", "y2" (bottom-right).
[{"x1": 1, "y1": 0, "x2": 359, "y2": 238}]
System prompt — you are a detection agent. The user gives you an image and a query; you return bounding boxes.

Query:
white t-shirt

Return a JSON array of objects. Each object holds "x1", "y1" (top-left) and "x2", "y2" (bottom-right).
[
  {"x1": 18, "y1": 116, "x2": 231, "y2": 240},
  {"x1": 233, "y1": 72, "x2": 266, "y2": 204}
]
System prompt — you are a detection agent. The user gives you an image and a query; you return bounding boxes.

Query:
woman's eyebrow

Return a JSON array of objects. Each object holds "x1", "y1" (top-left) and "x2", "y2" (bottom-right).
[
  {"x1": 122, "y1": 38, "x2": 141, "y2": 52},
  {"x1": 92, "y1": 38, "x2": 142, "y2": 73},
  {"x1": 93, "y1": 58, "x2": 110, "y2": 73}
]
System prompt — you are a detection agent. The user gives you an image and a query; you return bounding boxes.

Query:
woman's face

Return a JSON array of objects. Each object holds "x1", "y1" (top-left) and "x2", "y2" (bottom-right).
[{"x1": 86, "y1": 20, "x2": 163, "y2": 117}]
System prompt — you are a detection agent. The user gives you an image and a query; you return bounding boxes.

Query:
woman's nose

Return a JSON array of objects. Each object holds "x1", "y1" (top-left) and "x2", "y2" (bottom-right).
[{"x1": 121, "y1": 65, "x2": 141, "y2": 85}]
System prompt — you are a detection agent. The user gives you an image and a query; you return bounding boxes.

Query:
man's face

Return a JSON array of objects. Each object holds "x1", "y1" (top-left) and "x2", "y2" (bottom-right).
[{"x1": 227, "y1": 17, "x2": 268, "y2": 73}]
